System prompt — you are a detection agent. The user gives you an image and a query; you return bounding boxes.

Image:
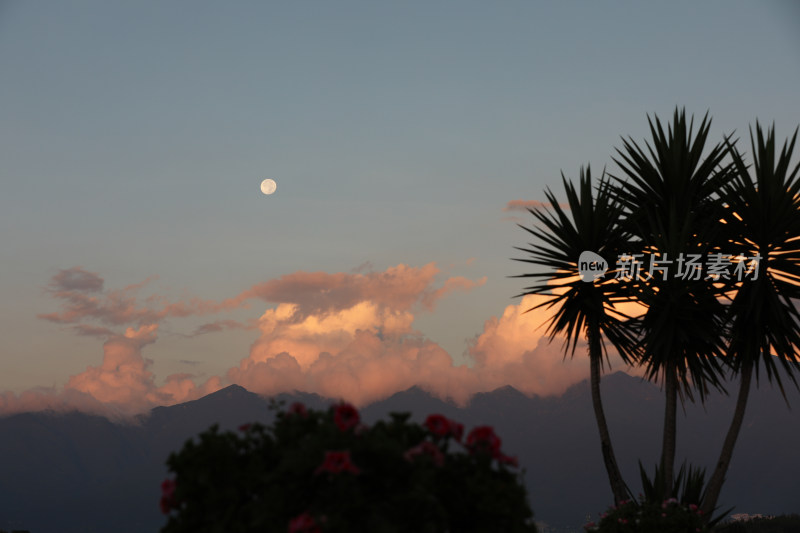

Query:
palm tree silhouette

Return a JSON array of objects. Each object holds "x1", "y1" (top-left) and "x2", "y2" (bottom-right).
[
  {"x1": 609, "y1": 108, "x2": 732, "y2": 495},
  {"x1": 514, "y1": 166, "x2": 639, "y2": 504},
  {"x1": 702, "y1": 123, "x2": 800, "y2": 515}
]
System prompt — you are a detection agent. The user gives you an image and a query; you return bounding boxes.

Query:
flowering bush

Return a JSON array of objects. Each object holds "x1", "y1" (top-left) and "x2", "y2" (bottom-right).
[
  {"x1": 584, "y1": 498, "x2": 709, "y2": 533},
  {"x1": 160, "y1": 401, "x2": 537, "y2": 532}
]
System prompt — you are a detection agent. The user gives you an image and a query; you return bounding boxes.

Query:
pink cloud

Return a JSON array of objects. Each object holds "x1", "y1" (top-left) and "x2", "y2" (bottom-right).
[
  {"x1": 235, "y1": 263, "x2": 458, "y2": 314},
  {"x1": 224, "y1": 285, "x2": 607, "y2": 406},
  {"x1": 222, "y1": 262, "x2": 643, "y2": 406},
  {"x1": 503, "y1": 199, "x2": 570, "y2": 212},
  {"x1": 467, "y1": 295, "x2": 596, "y2": 396},
  {"x1": 2, "y1": 263, "x2": 637, "y2": 417},
  {"x1": 0, "y1": 324, "x2": 222, "y2": 418},
  {"x1": 62, "y1": 324, "x2": 221, "y2": 415},
  {"x1": 422, "y1": 276, "x2": 487, "y2": 310}
]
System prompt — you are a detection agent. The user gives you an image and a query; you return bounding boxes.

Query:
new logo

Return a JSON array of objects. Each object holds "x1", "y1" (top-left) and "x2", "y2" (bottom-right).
[{"x1": 578, "y1": 251, "x2": 608, "y2": 282}]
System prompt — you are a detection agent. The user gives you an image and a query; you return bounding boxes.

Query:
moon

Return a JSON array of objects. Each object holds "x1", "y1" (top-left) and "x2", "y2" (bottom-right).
[{"x1": 260, "y1": 179, "x2": 277, "y2": 195}]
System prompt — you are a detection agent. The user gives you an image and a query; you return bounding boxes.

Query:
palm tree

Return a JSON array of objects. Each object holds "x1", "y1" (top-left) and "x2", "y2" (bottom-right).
[
  {"x1": 514, "y1": 166, "x2": 639, "y2": 504},
  {"x1": 701, "y1": 123, "x2": 800, "y2": 516},
  {"x1": 608, "y1": 108, "x2": 733, "y2": 495}
]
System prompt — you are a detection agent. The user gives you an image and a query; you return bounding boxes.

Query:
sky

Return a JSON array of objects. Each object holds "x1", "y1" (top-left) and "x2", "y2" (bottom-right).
[{"x1": 1, "y1": 1, "x2": 799, "y2": 417}]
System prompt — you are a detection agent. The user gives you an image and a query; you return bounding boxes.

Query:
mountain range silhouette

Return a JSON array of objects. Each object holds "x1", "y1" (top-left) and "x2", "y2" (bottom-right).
[{"x1": 0, "y1": 371, "x2": 797, "y2": 532}]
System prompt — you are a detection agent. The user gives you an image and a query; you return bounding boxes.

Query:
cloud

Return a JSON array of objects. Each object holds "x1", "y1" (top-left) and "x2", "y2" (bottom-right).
[
  {"x1": 48, "y1": 266, "x2": 105, "y2": 292},
  {"x1": 467, "y1": 295, "x2": 597, "y2": 396},
  {"x1": 62, "y1": 324, "x2": 221, "y2": 416},
  {"x1": 71, "y1": 324, "x2": 116, "y2": 339},
  {"x1": 234, "y1": 263, "x2": 473, "y2": 315},
  {"x1": 0, "y1": 324, "x2": 222, "y2": 419},
  {"x1": 2, "y1": 263, "x2": 637, "y2": 418},
  {"x1": 37, "y1": 267, "x2": 242, "y2": 327},
  {"x1": 190, "y1": 319, "x2": 254, "y2": 337},
  {"x1": 503, "y1": 199, "x2": 570, "y2": 212},
  {"x1": 0, "y1": 387, "x2": 111, "y2": 419},
  {"x1": 422, "y1": 276, "x2": 488, "y2": 310},
  {"x1": 225, "y1": 276, "x2": 603, "y2": 406}
]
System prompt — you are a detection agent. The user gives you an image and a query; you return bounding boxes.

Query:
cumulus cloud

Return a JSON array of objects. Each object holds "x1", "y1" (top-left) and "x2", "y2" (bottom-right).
[
  {"x1": 1, "y1": 268, "x2": 243, "y2": 417},
  {"x1": 233, "y1": 263, "x2": 480, "y2": 315},
  {"x1": 224, "y1": 275, "x2": 607, "y2": 407},
  {"x1": 2, "y1": 262, "x2": 636, "y2": 418},
  {"x1": 225, "y1": 290, "x2": 626, "y2": 407},
  {"x1": 0, "y1": 324, "x2": 221, "y2": 418},
  {"x1": 226, "y1": 263, "x2": 489, "y2": 404},
  {"x1": 467, "y1": 295, "x2": 596, "y2": 395}
]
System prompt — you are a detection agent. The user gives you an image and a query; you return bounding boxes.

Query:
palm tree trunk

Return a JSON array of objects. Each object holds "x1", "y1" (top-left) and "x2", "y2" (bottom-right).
[
  {"x1": 701, "y1": 363, "x2": 753, "y2": 518},
  {"x1": 660, "y1": 365, "x2": 678, "y2": 496},
  {"x1": 588, "y1": 324, "x2": 629, "y2": 504}
]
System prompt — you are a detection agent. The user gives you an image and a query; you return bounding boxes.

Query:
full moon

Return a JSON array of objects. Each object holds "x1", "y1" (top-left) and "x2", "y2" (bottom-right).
[{"x1": 260, "y1": 178, "x2": 277, "y2": 195}]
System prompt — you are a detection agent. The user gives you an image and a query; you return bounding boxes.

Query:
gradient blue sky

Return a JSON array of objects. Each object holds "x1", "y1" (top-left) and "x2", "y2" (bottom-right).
[{"x1": 1, "y1": 1, "x2": 799, "y2": 410}]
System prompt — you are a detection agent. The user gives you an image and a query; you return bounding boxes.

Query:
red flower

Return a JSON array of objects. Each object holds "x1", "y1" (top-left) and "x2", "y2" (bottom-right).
[
  {"x1": 424, "y1": 414, "x2": 451, "y2": 437},
  {"x1": 424, "y1": 414, "x2": 463, "y2": 441},
  {"x1": 450, "y1": 420, "x2": 464, "y2": 442},
  {"x1": 314, "y1": 450, "x2": 361, "y2": 475},
  {"x1": 332, "y1": 402, "x2": 359, "y2": 432},
  {"x1": 287, "y1": 402, "x2": 308, "y2": 418},
  {"x1": 159, "y1": 478, "x2": 177, "y2": 514},
  {"x1": 404, "y1": 441, "x2": 445, "y2": 467},
  {"x1": 498, "y1": 454, "x2": 519, "y2": 468},
  {"x1": 288, "y1": 512, "x2": 321, "y2": 533},
  {"x1": 238, "y1": 423, "x2": 252, "y2": 432},
  {"x1": 466, "y1": 425, "x2": 502, "y2": 457}
]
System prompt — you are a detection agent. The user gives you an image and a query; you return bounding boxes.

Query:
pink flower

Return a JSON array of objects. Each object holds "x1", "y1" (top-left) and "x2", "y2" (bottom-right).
[
  {"x1": 159, "y1": 478, "x2": 177, "y2": 514},
  {"x1": 288, "y1": 402, "x2": 308, "y2": 418},
  {"x1": 314, "y1": 450, "x2": 361, "y2": 476},
  {"x1": 404, "y1": 441, "x2": 445, "y2": 467},
  {"x1": 689, "y1": 504, "x2": 698, "y2": 511},
  {"x1": 288, "y1": 512, "x2": 321, "y2": 533},
  {"x1": 238, "y1": 423, "x2": 252, "y2": 432},
  {"x1": 332, "y1": 402, "x2": 359, "y2": 432},
  {"x1": 466, "y1": 426, "x2": 502, "y2": 457}
]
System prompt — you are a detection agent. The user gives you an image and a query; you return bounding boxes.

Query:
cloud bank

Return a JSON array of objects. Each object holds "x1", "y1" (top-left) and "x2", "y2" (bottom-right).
[{"x1": 1, "y1": 263, "x2": 627, "y2": 418}]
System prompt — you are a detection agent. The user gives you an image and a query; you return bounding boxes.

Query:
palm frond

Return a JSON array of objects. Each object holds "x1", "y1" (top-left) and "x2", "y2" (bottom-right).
[{"x1": 512, "y1": 166, "x2": 639, "y2": 367}]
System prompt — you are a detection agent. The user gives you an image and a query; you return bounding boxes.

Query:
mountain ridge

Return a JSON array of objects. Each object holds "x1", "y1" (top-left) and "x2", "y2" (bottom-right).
[{"x1": 0, "y1": 371, "x2": 797, "y2": 532}]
